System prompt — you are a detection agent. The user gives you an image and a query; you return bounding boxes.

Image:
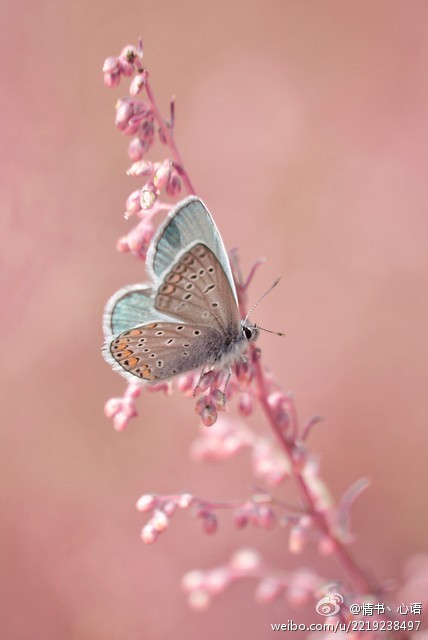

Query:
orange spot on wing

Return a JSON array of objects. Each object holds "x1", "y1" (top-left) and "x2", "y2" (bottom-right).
[
  {"x1": 129, "y1": 329, "x2": 142, "y2": 337},
  {"x1": 127, "y1": 357, "x2": 138, "y2": 368},
  {"x1": 167, "y1": 273, "x2": 182, "y2": 284},
  {"x1": 114, "y1": 340, "x2": 128, "y2": 351},
  {"x1": 142, "y1": 368, "x2": 154, "y2": 380},
  {"x1": 161, "y1": 283, "x2": 175, "y2": 294}
]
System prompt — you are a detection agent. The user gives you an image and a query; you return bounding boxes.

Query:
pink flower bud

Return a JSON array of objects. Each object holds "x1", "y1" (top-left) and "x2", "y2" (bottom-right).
[
  {"x1": 211, "y1": 388, "x2": 225, "y2": 410},
  {"x1": 118, "y1": 46, "x2": 138, "y2": 76},
  {"x1": 120, "y1": 44, "x2": 138, "y2": 61},
  {"x1": 121, "y1": 396, "x2": 137, "y2": 418},
  {"x1": 254, "y1": 505, "x2": 276, "y2": 530},
  {"x1": 195, "y1": 397, "x2": 218, "y2": 427},
  {"x1": 140, "y1": 185, "x2": 157, "y2": 210},
  {"x1": 162, "y1": 501, "x2": 177, "y2": 516},
  {"x1": 234, "y1": 360, "x2": 250, "y2": 383},
  {"x1": 140, "y1": 118, "x2": 155, "y2": 141},
  {"x1": 230, "y1": 548, "x2": 261, "y2": 572},
  {"x1": 166, "y1": 172, "x2": 181, "y2": 197},
  {"x1": 239, "y1": 392, "x2": 253, "y2": 416},
  {"x1": 141, "y1": 523, "x2": 158, "y2": 544},
  {"x1": 194, "y1": 371, "x2": 216, "y2": 394},
  {"x1": 116, "y1": 236, "x2": 130, "y2": 253},
  {"x1": 288, "y1": 525, "x2": 307, "y2": 555},
  {"x1": 152, "y1": 509, "x2": 169, "y2": 532},
  {"x1": 205, "y1": 568, "x2": 230, "y2": 594},
  {"x1": 153, "y1": 161, "x2": 171, "y2": 191},
  {"x1": 188, "y1": 589, "x2": 211, "y2": 611},
  {"x1": 136, "y1": 493, "x2": 157, "y2": 512},
  {"x1": 103, "y1": 72, "x2": 121, "y2": 88},
  {"x1": 318, "y1": 536, "x2": 336, "y2": 556},
  {"x1": 115, "y1": 100, "x2": 133, "y2": 130},
  {"x1": 201, "y1": 512, "x2": 218, "y2": 535},
  {"x1": 127, "y1": 160, "x2": 154, "y2": 178},
  {"x1": 255, "y1": 578, "x2": 282, "y2": 603},
  {"x1": 233, "y1": 508, "x2": 249, "y2": 530},
  {"x1": 176, "y1": 373, "x2": 196, "y2": 394},
  {"x1": 128, "y1": 137, "x2": 147, "y2": 162},
  {"x1": 112, "y1": 411, "x2": 130, "y2": 432},
  {"x1": 103, "y1": 57, "x2": 120, "y2": 74},
  {"x1": 181, "y1": 570, "x2": 205, "y2": 592},
  {"x1": 125, "y1": 190, "x2": 142, "y2": 217},
  {"x1": 130, "y1": 71, "x2": 148, "y2": 96},
  {"x1": 104, "y1": 397, "x2": 121, "y2": 418},
  {"x1": 127, "y1": 223, "x2": 151, "y2": 253},
  {"x1": 178, "y1": 493, "x2": 194, "y2": 508},
  {"x1": 119, "y1": 59, "x2": 134, "y2": 76}
]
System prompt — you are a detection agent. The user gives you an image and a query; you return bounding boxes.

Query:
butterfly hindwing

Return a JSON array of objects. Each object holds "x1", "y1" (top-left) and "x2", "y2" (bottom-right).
[
  {"x1": 103, "y1": 284, "x2": 174, "y2": 336},
  {"x1": 109, "y1": 321, "x2": 225, "y2": 381}
]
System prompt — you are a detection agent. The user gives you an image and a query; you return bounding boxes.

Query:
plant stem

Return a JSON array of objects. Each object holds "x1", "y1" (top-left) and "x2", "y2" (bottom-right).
[
  {"x1": 250, "y1": 346, "x2": 377, "y2": 596},
  {"x1": 145, "y1": 77, "x2": 196, "y2": 195}
]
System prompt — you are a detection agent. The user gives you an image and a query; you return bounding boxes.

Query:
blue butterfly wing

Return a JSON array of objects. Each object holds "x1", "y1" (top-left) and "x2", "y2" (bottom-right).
[
  {"x1": 103, "y1": 284, "x2": 177, "y2": 337},
  {"x1": 147, "y1": 196, "x2": 238, "y2": 305}
]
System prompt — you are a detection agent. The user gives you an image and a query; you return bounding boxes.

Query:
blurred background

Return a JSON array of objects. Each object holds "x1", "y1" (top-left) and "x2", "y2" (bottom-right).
[{"x1": 1, "y1": 0, "x2": 428, "y2": 638}]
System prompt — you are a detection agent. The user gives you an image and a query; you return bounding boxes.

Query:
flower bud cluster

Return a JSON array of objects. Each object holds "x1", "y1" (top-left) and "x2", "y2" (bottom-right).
[
  {"x1": 104, "y1": 383, "x2": 142, "y2": 431},
  {"x1": 190, "y1": 415, "x2": 290, "y2": 487},
  {"x1": 176, "y1": 357, "x2": 257, "y2": 427},
  {"x1": 193, "y1": 370, "x2": 229, "y2": 426},
  {"x1": 182, "y1": 548, "x2": 324, "y2": 610},
  {"x1": 104, "y1": 380, "x2": 171, "y2": 430},
  {"x1": 137, "y1": 492, "x2": 194, "y2": 544},
  {"x1": 125, "y1": 159, "x2": 181, "y2": 216},
  {"x1": 181, "y1": 549, "x2": 261, "y2": 610},
  {"x1": 102, "y1": 44, "x2": 141, "y2": 89}
]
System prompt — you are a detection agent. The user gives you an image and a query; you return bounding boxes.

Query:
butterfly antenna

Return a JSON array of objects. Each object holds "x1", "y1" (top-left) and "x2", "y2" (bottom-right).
[
  {"x1": 257, "y1": 325, "x2": 285, "y2": 337},
  {"x1": 245, "y1": 277, "x2": 281, "y2": 322},
  {"x1": 245, "y1": 277, "x2": 285, "y2": 337}
]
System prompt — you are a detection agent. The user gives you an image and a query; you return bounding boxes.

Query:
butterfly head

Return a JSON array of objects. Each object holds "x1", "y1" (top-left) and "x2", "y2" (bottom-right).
[{"x1": 241, "y1": 320, "x2": 259, "y2": 343}]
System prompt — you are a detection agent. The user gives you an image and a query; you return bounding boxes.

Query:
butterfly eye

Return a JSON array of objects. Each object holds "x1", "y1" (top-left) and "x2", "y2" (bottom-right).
[{"x1": 244, "y1": 327, "x2": 252, "y2": 340}]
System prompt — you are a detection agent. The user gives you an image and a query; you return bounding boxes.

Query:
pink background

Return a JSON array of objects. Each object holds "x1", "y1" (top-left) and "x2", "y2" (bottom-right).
[{"x1": 2, "y1": 1, "x2": 428, "y2": 638}]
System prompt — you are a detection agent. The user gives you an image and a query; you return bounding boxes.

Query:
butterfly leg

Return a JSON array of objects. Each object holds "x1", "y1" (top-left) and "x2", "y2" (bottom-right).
[
  {"x1": 220, "y1": 367, "x2": 233, "y2": 406},
  {"x1": 193, "y1": 366, "x2": 206, "y2": 397}
]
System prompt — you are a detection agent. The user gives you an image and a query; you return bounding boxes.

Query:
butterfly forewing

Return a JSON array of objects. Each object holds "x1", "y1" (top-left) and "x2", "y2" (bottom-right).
[
  {"x1": 154, "y1": 243, "x2": 240, "y2": 333},
  {"x1": 110, "y1": 321, "x2": 225, "y2": 380}
]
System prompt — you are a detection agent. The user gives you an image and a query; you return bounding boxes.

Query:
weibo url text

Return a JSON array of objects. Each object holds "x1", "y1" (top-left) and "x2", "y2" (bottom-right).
[{"x1": 271, "y1": 620, "x2": 421, "y2": 633}]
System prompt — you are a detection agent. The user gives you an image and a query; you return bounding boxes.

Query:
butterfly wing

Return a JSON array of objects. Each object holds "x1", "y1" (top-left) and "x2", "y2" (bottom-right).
[
  {"x1": 147, "y1": 196, "x2": 238, "y2": 305},
  {"x1": 154, "y1": 243, "x2": 240, "y2": 333},
  {"x1": 103, "y1": 284, "x2": 173, "y2": 337},
  {"x1": 109, "y1": 321, "x2": 225, "y2": 381},
  {"x1": 103, "y1": 197, "x2": 242, "y2": 383}
]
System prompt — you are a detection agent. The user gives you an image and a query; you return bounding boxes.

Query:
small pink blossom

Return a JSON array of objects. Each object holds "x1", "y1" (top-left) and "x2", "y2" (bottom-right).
[
  {"x1": 136, "y1": 493, "x2": 158, "y2": 512},
  {"x1": 127, "y1": 160, "x2": 154, "y2": 178},
  {"x1": 141, "y1": 523, "x2": 158, "y2": 544},
  {"x1": 126, "y1": 219, "x2": 154, "y2": 260},
  {"x1": 130, "y1": 71, "x2": 148, "y2": 96},
  {"x1": 255, "y1": 578, "x2": 282, "y2": 603},
  {"x1": 165, "y1": 169, "x2": 181, "y2": 197},
  {"x1": 139, "y1": 184, "x2": 157, "y2": 210}
]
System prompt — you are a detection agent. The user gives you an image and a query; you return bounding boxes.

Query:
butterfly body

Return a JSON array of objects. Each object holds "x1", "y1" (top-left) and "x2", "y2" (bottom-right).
[{"x1": 103, "y1": 197, "x2": 258, "y2": 383}]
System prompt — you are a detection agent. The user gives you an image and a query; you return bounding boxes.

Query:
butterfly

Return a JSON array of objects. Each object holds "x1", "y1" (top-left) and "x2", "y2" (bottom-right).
[{"x1": 103, "y1": 196, "x2": 263, "y2": 384}]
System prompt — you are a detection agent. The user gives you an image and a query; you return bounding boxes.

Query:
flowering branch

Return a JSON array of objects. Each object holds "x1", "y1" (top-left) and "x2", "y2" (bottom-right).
[{"x1": 101, "y1": 40, "x2": 423, "y2": 638}]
